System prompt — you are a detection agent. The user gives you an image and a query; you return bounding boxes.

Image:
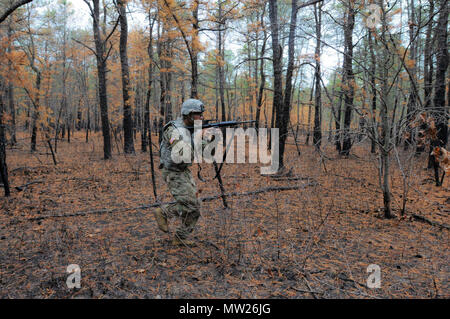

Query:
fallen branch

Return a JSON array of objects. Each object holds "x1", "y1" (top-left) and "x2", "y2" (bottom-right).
[
  {"x1": 332, "y1": 174, "x2": 379, "y2": 188},
  {"x1": 15, "y1": 180, "x2": 44, "y2": 192},
  {"x1": 290, "y1": 286, "x2": 323, "y2": 295},
  {"x1": 407, "y1": 213, "x2": 450, "y2": 230},
  {"x1": 337, "y1": 274, "x2": 367, "y2": 289},
  {"x1": 25, "y1": 183, "x2": 317, "y2": 222},
  {"x1": 272, "y1": 176, "x2": 313, "y2": 182}
]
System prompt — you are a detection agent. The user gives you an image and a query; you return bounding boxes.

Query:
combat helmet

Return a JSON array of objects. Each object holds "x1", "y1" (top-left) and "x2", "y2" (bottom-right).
[{"x1": 181, "y1": 99, "x2": 205, "y2": 116}]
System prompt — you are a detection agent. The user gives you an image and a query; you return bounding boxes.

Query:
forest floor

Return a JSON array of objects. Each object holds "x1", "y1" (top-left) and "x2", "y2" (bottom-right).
[{"x1": 0, "y1": 131, "x2": 448, "y2": 299}]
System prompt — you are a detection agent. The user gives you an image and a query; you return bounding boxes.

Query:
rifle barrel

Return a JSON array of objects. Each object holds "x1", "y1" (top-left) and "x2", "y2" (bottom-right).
[{"x1": 187, "y1": 120, "x2": 256, "y2": 130}]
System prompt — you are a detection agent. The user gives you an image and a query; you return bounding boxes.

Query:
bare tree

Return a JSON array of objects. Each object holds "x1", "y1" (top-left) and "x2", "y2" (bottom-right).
[{"x1": 81, "y1": 0, "x2": 118, "y2": 159}]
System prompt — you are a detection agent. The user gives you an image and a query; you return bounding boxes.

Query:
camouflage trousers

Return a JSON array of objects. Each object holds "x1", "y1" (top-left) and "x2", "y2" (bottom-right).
[{"x1": 161, "y1": 168, "x2": 201, "y2": 240}]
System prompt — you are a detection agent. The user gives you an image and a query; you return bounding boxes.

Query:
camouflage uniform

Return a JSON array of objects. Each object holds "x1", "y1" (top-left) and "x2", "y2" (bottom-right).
[
  {"x1": 158, "y1": 99, "x2": 208, "y2": 241},
  {"x1": 159, "y1": 119, "x2": 201, "y2": 240}
]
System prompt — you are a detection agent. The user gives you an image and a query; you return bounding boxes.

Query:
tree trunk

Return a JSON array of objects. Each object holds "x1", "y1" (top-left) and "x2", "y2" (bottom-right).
[
  {"x1": 433, "y1": 0, "x2": 449, "y2": 147},
  {"x1": 340, "y1": 4, "x2": 355, "y2": 156},
  {"x1": 6, "y1": 18, "x2": 16, "y2": 145},
  {"x1": 313, "y1": 2, "x2": 322, "y2": 148},
  {"x1": 269, "y1": 0, "x2": 298, "y2": 172},
  {"x1": 368, "y1": 30, "x2": 377, "y2": 154},
  {"x1": 0, "y1": 87, "x2": 10, "y2": 196},
  {"x1": 404, "y1": 0, "x2": 417, "y2": 150},
  {"x1": 218, "y1": 1, "x2": 226, "y2": 123},
  {"x1": 143, "y1": 12, "x2": 155, "y2": 153},
  {"x1": 255, "y1": 5, "x2": 267, "y2": 132},
  {"x1": 30, "y1": 71, "x2": 41, "y2": 152},
  {"x1": 268, "y1": 0, "x2": 283, "y2": 156},
  {"x1": 379, "y1": 0, "x2": 393, "y2": 218},
  {"x1": 118, "y1": 0, "x2": 135, "y2": 154},
  {"x1": 423, "y1": 0, "x2": 435, "y2": 110},
  {"x1": 306, "y1": 75, "x2": 315, "y2": 145},
  {"x1": 86, "y1": 100, "x2": 90, "y2": 143},
  {"x1": 419, "y1": 0, "x2": 434, "y2": 154},
  {"x1": 92, "y1": 0, "x2": 112, "y2": 159},
  {"x1": 428, "y1": 0, "x2": 449, "y2": 185},
  {"x1": 190, "y1": 0, "x2": 199, "y2": 98}
]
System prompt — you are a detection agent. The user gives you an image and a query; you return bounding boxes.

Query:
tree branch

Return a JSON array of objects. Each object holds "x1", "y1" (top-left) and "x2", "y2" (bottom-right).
[
  {"x1": 72, "y1": 38, "x2": 98, "y2": 58},
  {"x1": 0, "y1": 0, "x2": 33, "y2": 24},
  {"x1": 296, "y1": 0, "x2": 323, "y2": 12}
]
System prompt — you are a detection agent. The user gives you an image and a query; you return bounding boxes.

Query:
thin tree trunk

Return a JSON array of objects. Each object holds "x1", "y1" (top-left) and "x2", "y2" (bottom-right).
[
  {"x1": 313, "y1": 2, "x2": 322, "y2": 148},
  {"x1": 306, "y1": 74, "x2": 315, "y2": 145},
  {"x1": 30, "y1": 71, "x2": 41, "y2": 152},
  {"x1": 0, "y1": 87, "x2": 10, "y2": 196},
  {"x1": 255, "y1": 12, "x2": 267, "y2": 132},
  {"x1": 218, "y1": 1, "x2": 226, "y2": 124},
  {"x1": 404, "y1": 0, "x2": 417, "y2": 150},
  {"x1": 143, "y1": 12, "x2": 155, "y2": 152},
  {"x1": 341, "y1": 3, "x2": 355, "y2": 156},
  {"x1": 91, "y1": 0, "x2": 112, "y2": 159},
  {"x1": 368, "y1": 30, "x2": 377, "y2": 153},
  {"x1": 6, "y1": 18, "x2": 16, "y2": 145},
  {"x1": 190, "y1": 0, "x2": 199, "y2": 98},
  {"x1": 379, "y1": 0, "x2": 393, "y2": 218},
  {"x1": 419, "y1": 0, "x2": 434, "y2": 154}
]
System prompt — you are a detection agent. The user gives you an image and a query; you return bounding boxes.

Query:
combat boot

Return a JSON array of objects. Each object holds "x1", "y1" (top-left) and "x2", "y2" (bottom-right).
[
  {"x1": 172, "y1": 235, "x2": 197, "y2": 247},
  {"x1": 153, "y1": 208, "x2": 168, "y2": 233}
]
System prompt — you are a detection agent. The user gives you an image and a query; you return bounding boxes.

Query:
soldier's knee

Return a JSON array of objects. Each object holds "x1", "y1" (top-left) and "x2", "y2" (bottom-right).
[{"x1": 181, "y1": 196, "x2": 200, "y2": 211}]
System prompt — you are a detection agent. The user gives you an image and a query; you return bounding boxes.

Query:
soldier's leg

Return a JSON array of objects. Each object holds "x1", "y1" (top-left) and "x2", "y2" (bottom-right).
[
  {"x1": 160, "y1": 169, "x2": 184, "y2": 219},
  {"x1": 164, "y1": 169, "x2": 200, "y2": 240}
]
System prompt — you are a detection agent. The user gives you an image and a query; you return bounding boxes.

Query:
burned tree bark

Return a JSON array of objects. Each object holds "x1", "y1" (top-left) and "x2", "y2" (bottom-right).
[
  {"x1": 142, "y1": 11, "x2": 155, "y2": 153},
  {"x1": 269, "y1": 0, "x2": 300, "y2": 172},
  {"x1": 84, "y1": 0, "x2": 114, "y2": 159},
  {"x1": 0, "y1": 86, "x2": 10, "y2": 197},
  {"x1": 340, "y1": 3, "x2": 355, "y2": 156},
  {"x1": 117, "y1": 0, "x2": 135, "y2": 154},
  {"x1": 433, "y1": 0, "x2": 449, "y2": 147},
  {"x1": 313, "y1": 2, "x2": 322, "y2": 148}
]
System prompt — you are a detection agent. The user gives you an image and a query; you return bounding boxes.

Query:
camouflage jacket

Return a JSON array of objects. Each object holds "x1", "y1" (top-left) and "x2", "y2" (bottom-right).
[{"x1": 159, "y1": 118, "x2": 210, "y2": 171}]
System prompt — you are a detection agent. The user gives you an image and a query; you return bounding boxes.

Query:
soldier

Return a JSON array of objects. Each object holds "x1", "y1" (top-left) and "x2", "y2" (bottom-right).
[{"x1": 153, "y1": 99, "x2": 213, "y2": 247}]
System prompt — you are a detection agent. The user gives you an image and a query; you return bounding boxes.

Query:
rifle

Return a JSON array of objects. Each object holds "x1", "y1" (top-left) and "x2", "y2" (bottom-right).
[{"x1": 186, "y1": 120, "x2": 256, "y2": 130}]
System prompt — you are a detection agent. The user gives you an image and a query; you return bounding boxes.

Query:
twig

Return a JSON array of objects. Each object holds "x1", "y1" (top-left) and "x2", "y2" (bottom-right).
[
  {"x1": 301, "y1": 273, "x2": 319, "y2": 299},
  {"x1": 290, "y1": 286, "x2": 323, "y2": 295}
]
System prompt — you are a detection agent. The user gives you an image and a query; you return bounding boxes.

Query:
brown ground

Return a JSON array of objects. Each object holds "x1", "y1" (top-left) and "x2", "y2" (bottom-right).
[{"x1": 0, "y1": 131, "x2": 448, "y2": 298}]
